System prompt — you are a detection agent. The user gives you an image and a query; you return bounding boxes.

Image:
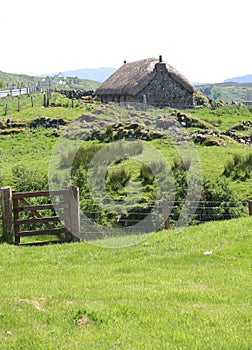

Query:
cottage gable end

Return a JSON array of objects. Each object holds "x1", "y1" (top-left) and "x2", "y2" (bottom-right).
[{"x1": 96, "y1": 57, "x2": 195, "y2": 108}]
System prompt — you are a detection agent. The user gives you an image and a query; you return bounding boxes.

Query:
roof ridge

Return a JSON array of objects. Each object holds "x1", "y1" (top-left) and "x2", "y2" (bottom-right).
[{"x1": 96, "y1": 57, "x2": 194, "y2": 96}]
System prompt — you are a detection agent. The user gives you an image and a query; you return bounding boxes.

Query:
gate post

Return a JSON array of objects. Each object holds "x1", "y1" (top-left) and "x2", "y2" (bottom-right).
[
  {"x1": 1, "y1": 186, "x2": 14, "y2": 244},
  {"x1": 163, "y1": 199, "x2": 170, "y2": 229},
  {"x1": 248, "y1": 200, "x2": 252, "y2": 216},
  {"x1": 68, "y1": 186, "x2": 80, "y2": 241}
]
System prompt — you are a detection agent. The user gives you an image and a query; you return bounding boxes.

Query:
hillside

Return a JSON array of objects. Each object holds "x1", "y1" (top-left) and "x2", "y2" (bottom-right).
[
  {"x1": 0, "y1": 94, "x2": 252, "y2": 207},
  {"x1": 39, "y1": 67, "x2": 116, "y2": 83},
  {"x1": 224, "y1": 74, "x2": 252, "y2": 83},
  {"x1": 0, "y1": 71, "x2": 40, "y2": 89},
  {"x1": 0, "y1": 71, "x2": 100, "y2": 91},
  {"x1": 196, "y1": 82, "x2": 252, "y2": 102}
]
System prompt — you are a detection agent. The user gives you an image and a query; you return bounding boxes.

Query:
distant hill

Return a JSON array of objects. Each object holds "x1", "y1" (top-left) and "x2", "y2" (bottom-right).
[
  {"x1": 196, "y1": 82, "x2": 252, "y2": 102},
  {"x1": 0, "y1": 70, "x2": 40, "y2": 88},
  {"x1": 40, "y1": 67, "x2": 116, "y2": 83},
  {"x1": 224, "y1": 74, "x2": 252, "y2": 83}
]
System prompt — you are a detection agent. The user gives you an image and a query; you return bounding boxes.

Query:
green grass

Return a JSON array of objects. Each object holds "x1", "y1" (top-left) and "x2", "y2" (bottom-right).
[
  {"x1": 0, "y1": 217, "x2": 251, "y2": 349},
  {"x1": 0, "y1": 93, "x2": 92, "y2": 120},
  {"x1": 151, "y1": 138, "x2": 252, "y2": 199},
  {"x1": 0, "y1": 131, "x2": 57, "y2": 182},
  {"x1": 187, "y1": 104, "x2": 252, "y2": 131},
  {"x1": 0, "y1": 94, "x2": 44, "y2": 116}
]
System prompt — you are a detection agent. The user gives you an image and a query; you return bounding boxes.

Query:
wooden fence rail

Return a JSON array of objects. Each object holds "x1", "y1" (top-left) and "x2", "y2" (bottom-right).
[{"x1": 1, "y1": 186, "x2": 80, "y2": 245}]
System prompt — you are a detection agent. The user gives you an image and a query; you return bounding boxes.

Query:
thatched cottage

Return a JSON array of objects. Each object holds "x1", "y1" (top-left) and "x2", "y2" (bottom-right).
[{"x1": 96, "y1": 56, "x2": 195, "y2": 108}]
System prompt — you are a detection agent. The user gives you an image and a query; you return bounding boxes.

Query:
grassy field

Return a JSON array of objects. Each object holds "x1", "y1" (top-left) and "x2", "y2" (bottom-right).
[
  {"x1": 187, "y1": 104, "x2": 252, "y2": 131},
  {"x1": 0, "y1": 217, "x2": 251, "y2": 349}
]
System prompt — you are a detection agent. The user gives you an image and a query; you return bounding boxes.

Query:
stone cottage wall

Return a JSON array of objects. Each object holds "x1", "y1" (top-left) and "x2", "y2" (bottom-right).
[{"x1": 135, "y1": 62, "x2": 194, "y2": 108}]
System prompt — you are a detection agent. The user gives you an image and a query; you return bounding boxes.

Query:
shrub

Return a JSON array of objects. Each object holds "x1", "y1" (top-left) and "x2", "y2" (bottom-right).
[
  {"x1": 71, "y1": 144, "x2": 103, "y2": 173},
  {"x1": 11, "y1": 165, "x2": 48, "y2": 192},
  {"x1": 168, "y1": 158, "x2": 244, "y2": 223},
  {"x1": 49, "y1": 92, "x2": 71, "y2": 107},
  {"x1": 195, "y1": 177, "x2": 243, "y2": 222},
  {"x1": 223, "y1": 154, "x2": 252, "y2": 181},
  {"x1": 106, "y1": 166, "x2": 130, "y2": 192},
  {"x1": 139, "y1": 164, "x2": 155, "y2": 185}
]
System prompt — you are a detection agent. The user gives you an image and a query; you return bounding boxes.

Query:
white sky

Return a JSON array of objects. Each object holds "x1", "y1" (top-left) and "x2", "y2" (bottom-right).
[{"x1": 0, "y1": 0, "x2": 251, "y2": 83}]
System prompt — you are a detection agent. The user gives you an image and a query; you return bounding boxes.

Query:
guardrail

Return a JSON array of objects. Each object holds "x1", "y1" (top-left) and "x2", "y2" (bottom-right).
[{"x1": 0, "y1": 86, "x2": 38, "y2": 99}]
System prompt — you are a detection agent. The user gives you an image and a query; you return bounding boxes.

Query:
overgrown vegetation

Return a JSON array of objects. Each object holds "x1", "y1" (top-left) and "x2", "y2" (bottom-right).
[
  {"x1": 11, "y1": 165, "x2": 48, "y2": 192},
  {"x1": 61, "y1": 142, "x2": 245, "y2": 231},
  {"x1": 0, "y1": 96, "x2": 251, "y2": 232},
  {"x1": 223, "y1": 153, "x2": 252, "y2": 180}
]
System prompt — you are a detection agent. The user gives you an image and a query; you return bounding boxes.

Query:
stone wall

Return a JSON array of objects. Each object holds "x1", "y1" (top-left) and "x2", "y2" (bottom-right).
[{"x1": 136, "y1": 63, "x2": 194, "y2": 108}]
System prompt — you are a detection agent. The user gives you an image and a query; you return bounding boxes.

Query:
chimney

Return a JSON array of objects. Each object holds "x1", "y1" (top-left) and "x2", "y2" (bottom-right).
[{"x1": 159, "y1": 55, "x2": 162, "y2": 63}]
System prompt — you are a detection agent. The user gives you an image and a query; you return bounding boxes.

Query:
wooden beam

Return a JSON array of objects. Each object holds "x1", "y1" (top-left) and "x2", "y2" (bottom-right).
[{"x1": 1, "y1": 186, "x2": 14, "y2": 243}]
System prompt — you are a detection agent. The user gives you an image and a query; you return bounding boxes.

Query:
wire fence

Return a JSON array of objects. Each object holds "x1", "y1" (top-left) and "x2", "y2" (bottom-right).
[
  {"x1": 0, "y1": 92, "x2": 45, "y2": 116},
  {"x1": 79, "y1": 197, "x2": 250, "y2": 236},
  {"x1": 0, "y1": 186, "x2": 251, "y2": 243}
]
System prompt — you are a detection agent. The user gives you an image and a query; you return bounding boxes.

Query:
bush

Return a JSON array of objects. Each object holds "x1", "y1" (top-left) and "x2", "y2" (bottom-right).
[
  {"x1": 49, "y1": 92, "x2": 71, "y2": 107},
  {"x1": 195, "y1": 177, "x2": 243, "y2": 222},
  {"x1": 71, "y1": 144, "x2": 103, "y2": 173},
  {"x1": 171, "y1": 168, "x2": 243, "y2": 223},
  {"x1": 11, "y1": 165, "x2": 48, "y2": 192},
  {"x1": 223, "y1": 154, "x2": 252, "y2": 181},
  {"x1": 106, "y1": 166, "x2": 130, "y2": 192}
]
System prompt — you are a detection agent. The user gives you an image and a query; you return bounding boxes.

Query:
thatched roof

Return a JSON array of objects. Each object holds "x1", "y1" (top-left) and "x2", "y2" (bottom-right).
[{"x1": 96, "y1": 57, "x2": 194, "y2": 96}]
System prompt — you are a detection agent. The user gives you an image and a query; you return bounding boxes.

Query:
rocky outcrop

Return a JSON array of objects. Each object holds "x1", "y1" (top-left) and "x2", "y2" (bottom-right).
[
  {"x1": 29, "y1": 116, "x2": 67, "y2": 128},
  {"x1": 224, "y1": 129, "x2": 252, "y2": 146}
]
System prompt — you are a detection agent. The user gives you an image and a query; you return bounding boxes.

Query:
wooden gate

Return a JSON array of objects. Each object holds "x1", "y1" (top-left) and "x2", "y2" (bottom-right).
[{"x1": 11, "y1": 186, "x2": 80, "y2": 245}]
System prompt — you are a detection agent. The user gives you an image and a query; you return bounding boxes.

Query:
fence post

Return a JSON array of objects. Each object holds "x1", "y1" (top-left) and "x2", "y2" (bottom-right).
[
  {"x1": 163, "y1": 199, "x2": 169, "y2": 229},
  {"x1": 1, "y1": 186, "x2": 14, "y2": 244},
  {"x1": 64, "y1": 186, "x2": 80, "y2": 241},
  {"x1": 68, "y1": 186, "x2": 80, "y2": 241},
  {"x1": 43, "y1": 93, "x2": 47, "y2": 107},
  {"x1": 248, "y1": 200, "x2": 252, "y2": 216}
]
